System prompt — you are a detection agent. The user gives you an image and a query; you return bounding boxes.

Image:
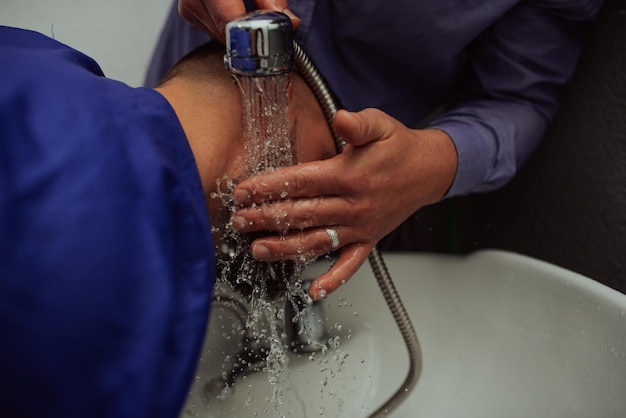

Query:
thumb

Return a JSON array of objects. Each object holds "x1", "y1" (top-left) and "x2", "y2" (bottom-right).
[{"x1": 334, "y1": 108, "x2": 396, "y2": 147}]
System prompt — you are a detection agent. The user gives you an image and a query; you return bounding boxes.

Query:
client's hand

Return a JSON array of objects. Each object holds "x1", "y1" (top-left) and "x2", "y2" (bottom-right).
[
  {"x1": 231, "y1": 108, "x2": 458, "y2": 299},
  {"x1": 178, "y1": 0, "x2": 301, "y2": 43}
]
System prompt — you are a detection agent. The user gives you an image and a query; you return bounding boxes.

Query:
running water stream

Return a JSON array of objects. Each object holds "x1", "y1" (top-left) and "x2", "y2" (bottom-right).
[
  {"x1": 241, "y1": 75, "x2": 293, "y2": 174},
  {"x1": 209, "y1": 73, "x2": 314, "y2": 414},
  {"x1": 181, "y1": 70, "x2": 357, "y2": 418}
]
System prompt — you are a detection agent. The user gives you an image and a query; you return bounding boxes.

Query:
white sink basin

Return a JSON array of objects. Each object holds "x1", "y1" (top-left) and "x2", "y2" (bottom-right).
[{"x1": 181, "y1": 250, "x2": 626, "y2": 418}]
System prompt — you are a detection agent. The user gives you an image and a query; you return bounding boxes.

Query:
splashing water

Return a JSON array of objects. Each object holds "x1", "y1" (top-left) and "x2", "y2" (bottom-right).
[
  {"x1": 208, "y1": 73, "x2": 317, "y2": 415},
  {"x1": 212, "y1": 74, "x2": 314, "y2": 298}
]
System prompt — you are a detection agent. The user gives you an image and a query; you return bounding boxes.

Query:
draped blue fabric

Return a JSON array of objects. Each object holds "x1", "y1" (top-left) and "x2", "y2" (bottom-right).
[{"x1": 0, "y1": 27, "x2": 215, "y2": 418}]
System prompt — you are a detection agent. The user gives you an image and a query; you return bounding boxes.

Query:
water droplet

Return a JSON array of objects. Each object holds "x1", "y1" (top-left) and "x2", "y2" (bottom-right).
[{"x1": 201, "y1": 73, "x2": 352, "y2": 418}]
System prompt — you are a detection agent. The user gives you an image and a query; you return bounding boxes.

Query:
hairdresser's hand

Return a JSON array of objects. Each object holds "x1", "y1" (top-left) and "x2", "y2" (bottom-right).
[
  {"x1": 178, "y1": 0, "x2": 301, "y2": 43},
  {"x1": 230, "y1": 108, "x2": 458, "y2": 299}
]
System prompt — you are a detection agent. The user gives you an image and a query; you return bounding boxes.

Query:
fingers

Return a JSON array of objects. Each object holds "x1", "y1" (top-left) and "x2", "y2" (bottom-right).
[
  {"x1": 226, "y1": 107, "x2": 404, "y2": 300},
  {"x1": 243, "y1": 224, "x2": 375, "y2": 298},
  {"x1": 233, "y1": 160, "x2": 343, "y2": 205},
  {"x1": 334, "y1": 108, "x2": 397, "y2": 147},
  {"x1": 231, "y1": 196, "x2": 354, "y2": 233},
  {"x1": 255, "y1": 0, "x2": 290, "y2": 10},
  {"x1": 308, "y1": 243, "x2": 372, "y2": 300},
  {"x1": 247, "y1": 234, "x2": 371, "y2": 300},
  {"x1": 255, "y1": 0, "x2": 301, "y2": 29},
  {"x1": 178, "y1": 1, "x2": 301, "y2": 42},
  {"x1": 248, "y1": 226, "x2": 348, "y2": 262},
  {"x1": 232, "y1": 108, "x2": 397, "y2": 206},
  {"x1": 178, "y1": 0, "x2": 246, "y2": 41}
]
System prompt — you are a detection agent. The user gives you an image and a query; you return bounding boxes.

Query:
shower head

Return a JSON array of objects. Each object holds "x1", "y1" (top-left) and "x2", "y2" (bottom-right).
[{"x1": 224, "y1": 11, "x2": 294, "y2": 77}]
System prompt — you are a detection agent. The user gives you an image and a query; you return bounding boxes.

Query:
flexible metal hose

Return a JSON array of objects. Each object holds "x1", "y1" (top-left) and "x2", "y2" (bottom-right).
[{"x1": 293, "y1": 41, "x2": 422, "y2": 417}]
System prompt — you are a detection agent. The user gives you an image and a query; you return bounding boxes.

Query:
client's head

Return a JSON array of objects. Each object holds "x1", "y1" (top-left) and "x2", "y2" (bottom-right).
[
  {"x1": 154, "y1": 41, "x2": 335, "y2": 220},
  {"x1": 154, "y1": 41, "x2": 336, "y2": 300}
]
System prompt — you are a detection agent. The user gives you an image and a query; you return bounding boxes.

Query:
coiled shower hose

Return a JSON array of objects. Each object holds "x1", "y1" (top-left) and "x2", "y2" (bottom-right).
[{"x1": 293, "y1": 41, "x2": 422, "y2": 418}]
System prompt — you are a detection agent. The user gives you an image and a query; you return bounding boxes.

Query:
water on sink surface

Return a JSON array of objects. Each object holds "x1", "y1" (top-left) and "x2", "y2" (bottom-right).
[
  {"x1": 180, "y1": 251, "x2": 626, "y2": 418},
  {"x1": 180, "y1": 294, "x2": 385, "y2": 418}
]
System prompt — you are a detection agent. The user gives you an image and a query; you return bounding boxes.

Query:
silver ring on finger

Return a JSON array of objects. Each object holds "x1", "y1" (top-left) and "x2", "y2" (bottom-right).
[{"x1": 325, "y1": 226, "x2": 340, "y2": 250}]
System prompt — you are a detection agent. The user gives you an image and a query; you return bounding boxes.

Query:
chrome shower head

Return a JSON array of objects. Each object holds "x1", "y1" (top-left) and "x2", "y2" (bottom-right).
[{"x1": 224, "y1": 11, "x2": 294, "y2": 77}]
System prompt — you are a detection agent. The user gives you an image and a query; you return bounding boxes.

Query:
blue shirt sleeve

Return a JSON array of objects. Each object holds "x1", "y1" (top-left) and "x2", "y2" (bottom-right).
[
  {"x1": 290, "y1": 0, "x2": 601, "y2": 197},
  {"x1": 428, "y1": 0, "x2": 603, "y2": 196},
  {"x1": 0, "y1": 27, "x2": 215, "y2": 418}
]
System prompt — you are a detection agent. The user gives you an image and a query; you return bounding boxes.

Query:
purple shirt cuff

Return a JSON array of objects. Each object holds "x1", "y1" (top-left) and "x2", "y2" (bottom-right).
[{"x1": 429, "y1": 119, "x2": 493, "y2": 198}]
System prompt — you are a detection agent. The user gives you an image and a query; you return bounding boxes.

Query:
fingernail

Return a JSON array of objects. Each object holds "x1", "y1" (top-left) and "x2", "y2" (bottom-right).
[
  {"x1": 230, "y1": 215, "x2": 248, "y2": 231},
  {"x1": 309, "y1": 281, "x2": 327, "y2": 300},
  {"x1": 310, "y1": 289, "x2": 328, "y2": 301},
  {"x1": 233, "y1": 189, "x2": 251, "y2": 205},
  {"x1": 251, "y1": 243, "x2": 271, "y2": 260}
]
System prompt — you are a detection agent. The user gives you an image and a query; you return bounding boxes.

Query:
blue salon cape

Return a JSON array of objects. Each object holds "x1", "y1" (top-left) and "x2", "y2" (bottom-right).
[{"x1": 0, "y1": 27, "x2": 215, "y2": 418}]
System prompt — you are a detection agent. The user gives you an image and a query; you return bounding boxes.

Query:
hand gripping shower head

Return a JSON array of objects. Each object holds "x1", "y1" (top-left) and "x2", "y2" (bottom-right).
[{"x1": 224, "y1": 11, "x2": 294, "y2": 77}]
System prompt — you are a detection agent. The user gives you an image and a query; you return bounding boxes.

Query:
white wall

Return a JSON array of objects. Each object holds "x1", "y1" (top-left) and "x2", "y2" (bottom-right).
[{"x1": 1, "y1": 0, "x2": 174, "y2": 87}]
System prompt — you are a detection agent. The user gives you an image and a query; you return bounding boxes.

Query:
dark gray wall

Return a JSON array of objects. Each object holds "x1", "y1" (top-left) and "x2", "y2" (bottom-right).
[{"x1": 381, "y1": 0, "x2": 626, "y2": 295}]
